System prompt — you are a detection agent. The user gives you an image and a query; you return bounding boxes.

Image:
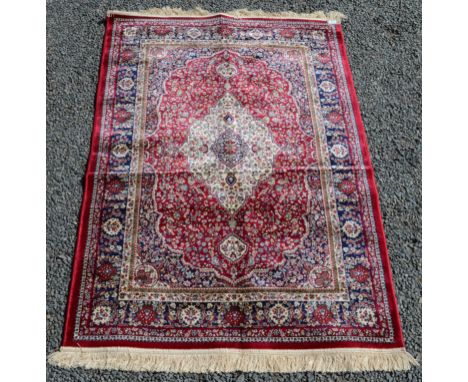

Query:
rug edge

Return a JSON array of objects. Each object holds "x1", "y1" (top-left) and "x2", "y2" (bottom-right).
[
  {"x1": 106, "y1": 7, "x2": 346, "y2": 23},
  {"x1": 48, "y1": 347, "x2": 418, "y2": 372}
]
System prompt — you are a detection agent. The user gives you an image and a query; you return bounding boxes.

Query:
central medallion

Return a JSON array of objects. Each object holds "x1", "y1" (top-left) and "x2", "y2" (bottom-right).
[
  {"x1": 181, "y1": 92, "x2": 280, "y2": 214},
  {"x1": 211, "y1": 128, "x2": 248, "y2": 168}
]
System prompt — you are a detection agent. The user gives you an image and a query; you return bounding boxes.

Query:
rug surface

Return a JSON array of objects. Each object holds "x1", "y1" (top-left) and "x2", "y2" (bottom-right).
[{"x1": 49, "y1": 8, "x2": 416, "y2": 372}]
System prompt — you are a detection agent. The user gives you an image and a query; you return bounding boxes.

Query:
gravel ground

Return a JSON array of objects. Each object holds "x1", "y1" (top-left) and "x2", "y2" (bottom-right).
[{"x1": 46, "y1": 1, "x2": 421, "y2": 381}]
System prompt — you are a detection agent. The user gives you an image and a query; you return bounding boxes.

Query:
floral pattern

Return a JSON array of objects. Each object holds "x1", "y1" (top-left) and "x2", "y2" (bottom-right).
[
  {"x1": 91, "y1": 305, "x2": 112, "y2": 325},
  {"x1": 65, "y1": 15, "x2": 403, "y2": 351},
  {"x1": 121, "y1": 44, "x2": 347, "y2": 294}
]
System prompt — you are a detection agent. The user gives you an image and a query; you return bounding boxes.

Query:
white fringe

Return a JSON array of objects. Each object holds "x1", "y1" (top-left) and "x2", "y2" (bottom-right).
[
  {"x1": 48, "y1": 346, "x2": 418, "y2": 372},
  {"x1": 107, "y1": 7, "x2": 346, "y2": 23}
]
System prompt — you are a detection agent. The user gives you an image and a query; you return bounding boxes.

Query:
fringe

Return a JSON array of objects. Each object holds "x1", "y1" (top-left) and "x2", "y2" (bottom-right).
[
  {"x1": 107, "y1": 7, "x2": 346, "y2": 23},
  {"x1": 48, "y1": 347, "x2": 418, "y2": 372}
]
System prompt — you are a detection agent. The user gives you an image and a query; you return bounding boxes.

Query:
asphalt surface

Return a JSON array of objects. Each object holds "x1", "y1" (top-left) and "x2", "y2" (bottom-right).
[{"x1": 46, "y1": 1, "x2": 421, "y2": 381}]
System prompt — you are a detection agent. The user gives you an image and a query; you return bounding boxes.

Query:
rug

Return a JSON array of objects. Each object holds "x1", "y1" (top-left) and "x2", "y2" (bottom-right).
[{"x1": 48, "y1": 7, "x2": 417, "y2": 372}]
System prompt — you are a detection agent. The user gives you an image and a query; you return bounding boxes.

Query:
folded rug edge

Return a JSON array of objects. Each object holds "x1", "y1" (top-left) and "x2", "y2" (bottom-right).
[{"x1": 106, "y1": 7, "x2": 346, "y2": 23}]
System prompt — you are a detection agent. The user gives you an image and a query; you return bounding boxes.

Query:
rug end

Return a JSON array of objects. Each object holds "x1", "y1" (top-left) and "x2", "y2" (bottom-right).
[
  {"x1": 106, "y1": 7, "x2": 346, "y2": 23},
  {"x1": 48, "y1": 347, "x2": 418, "y2": 372}
]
